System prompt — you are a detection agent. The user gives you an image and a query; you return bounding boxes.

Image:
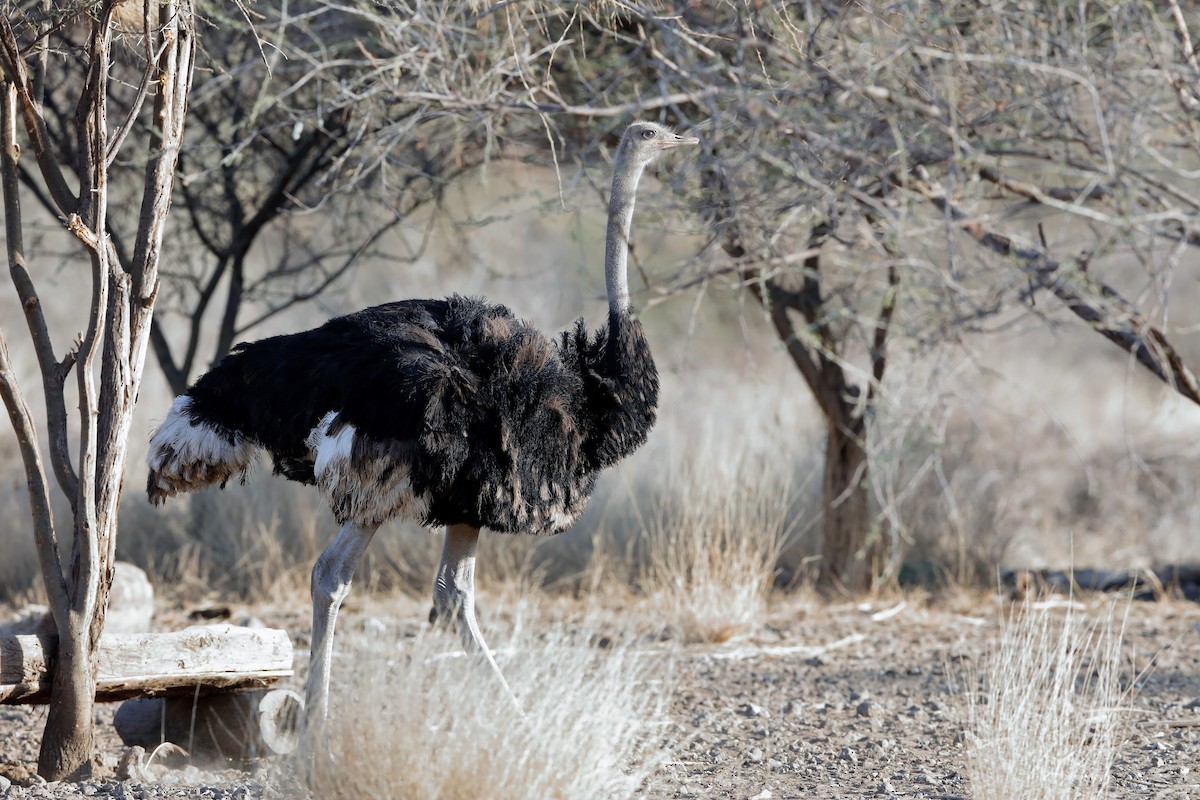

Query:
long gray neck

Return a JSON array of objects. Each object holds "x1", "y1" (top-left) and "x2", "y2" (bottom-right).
[{"x1": 605, "y1": 149, "x2": 646, "y2": 318}]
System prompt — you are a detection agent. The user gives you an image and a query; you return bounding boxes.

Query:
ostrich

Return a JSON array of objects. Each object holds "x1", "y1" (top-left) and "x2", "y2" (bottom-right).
[{"x1": 145, "y1": 121, "x2": 698, "y2": 742}]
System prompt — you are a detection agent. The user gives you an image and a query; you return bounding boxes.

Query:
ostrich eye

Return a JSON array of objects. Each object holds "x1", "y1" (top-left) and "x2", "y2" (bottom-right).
[{"x1": 640, "y1": 129, "x2": 656, "y2": 140}]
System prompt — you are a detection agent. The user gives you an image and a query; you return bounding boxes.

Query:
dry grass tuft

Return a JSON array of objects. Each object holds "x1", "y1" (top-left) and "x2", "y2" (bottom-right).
[
  {"x1": 634, "y1": 447, "x2": 797, "y2": 643},
  {"x1": 963, "y1": 602, "x2": 1130, "y2": 800},
  {"x1": 311, "y1": 613, "x2": 674, "y2": 799},
  {"x1": 124, "y1": 479, "x2": 326, "y2": 603}
]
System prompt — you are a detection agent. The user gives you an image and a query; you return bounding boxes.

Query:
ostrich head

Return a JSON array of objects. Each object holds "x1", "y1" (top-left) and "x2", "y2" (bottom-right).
[{"x1": 617, "y1": 121, "x2": 700, "y2": 170}]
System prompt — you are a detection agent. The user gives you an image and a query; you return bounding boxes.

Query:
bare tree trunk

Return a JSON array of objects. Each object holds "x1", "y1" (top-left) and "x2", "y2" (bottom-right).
[
  {"x1": 37, "y1": 635, "x2": 95, "y2": 780},
  {"x1": 760, "y1": 300, "x2": 887, "y2": 592},
  {"x1": 820, "y1": 416, "x2": 881, "y2": 593},
  {"x1": 0, "y1": 1, "x2": 195, "y2": 780},
  {"x1": 711, "y1": 202, "x2": 895, "y2": 593}
]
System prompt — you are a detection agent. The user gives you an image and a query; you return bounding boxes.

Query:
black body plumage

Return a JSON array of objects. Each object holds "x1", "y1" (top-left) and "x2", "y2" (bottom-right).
[{"x1": 148, "y1": 295, "x2": 658, "y2": 535}]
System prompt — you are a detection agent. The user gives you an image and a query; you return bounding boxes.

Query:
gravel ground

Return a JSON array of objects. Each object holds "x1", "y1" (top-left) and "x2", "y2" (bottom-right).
[
  {"x1": 657, "y1": 598, "x2": 1200, "y2": 799},
  {"x1": 2, "y1": 595, "x2": 1199, "y2": 799}
]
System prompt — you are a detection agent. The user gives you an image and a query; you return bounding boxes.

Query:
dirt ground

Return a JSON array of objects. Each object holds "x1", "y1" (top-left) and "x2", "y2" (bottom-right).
[{"x1": 1, "y1": 594, "x2": 1199, "y2": 799}]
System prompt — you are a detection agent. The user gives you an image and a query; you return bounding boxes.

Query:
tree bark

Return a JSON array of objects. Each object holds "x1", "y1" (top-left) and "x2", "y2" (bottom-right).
[
  {"x1": 723, "y1": 211, "x2": 890, "y2": 592},
  {"x1": 36, "y1": 634, "x2": 95, "y2": 781},
  {"x1": 820, "y1": 416, "x2": 881, "y2": 592}
]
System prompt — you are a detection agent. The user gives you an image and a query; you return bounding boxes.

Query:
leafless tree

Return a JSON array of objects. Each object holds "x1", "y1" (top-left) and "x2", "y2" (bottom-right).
[
  {"x1": 20, "y1": 2, "x2": 593, "y2": 394},
  {"x1": 456, "y1": 1, "x2": 1200, "y2": 591},
  {"x1": 0, "y1": 0, "x2": 195, "y2": 779},
  {"x1": 127, "y1": 1, "x2": 1200, "y2": 592}
]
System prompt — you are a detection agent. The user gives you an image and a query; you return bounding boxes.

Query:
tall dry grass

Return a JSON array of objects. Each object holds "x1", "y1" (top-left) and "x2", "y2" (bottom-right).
[
  {"x1": 962, "y1": 603, "x2": 1130, "y2": 800},
  {"x1": 119, "y1": 476, "x2": 326, "y2": 603},
  {"x1": 311, "y1": 612, "x2": 674, "y2": 800},
  {"x1": 7, "y1": 396, "x2": 1199, "y2": 608},
  {"x1": 606, "y1": 436, "x2": 806, "y2": 643}
]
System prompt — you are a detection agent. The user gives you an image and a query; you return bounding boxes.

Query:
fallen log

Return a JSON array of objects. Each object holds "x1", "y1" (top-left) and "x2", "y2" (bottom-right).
[
  {"x1": 1003, "y1": 564, "x2": 1200, "y2": 602},
  {"x1": 0, "y1": 624, "x2": 293, "y2": 704}
]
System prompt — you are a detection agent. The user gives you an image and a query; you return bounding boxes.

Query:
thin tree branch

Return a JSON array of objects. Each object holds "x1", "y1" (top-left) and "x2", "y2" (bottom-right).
[
  {"x1": 133, "y1": 1, "x2": 197, "y2": 396},
  {"x1": 392, "y1": 87, "x2": 718, "y2": 118},
  {"x1": 910, "y1": 168, "x2": 1200, "y2": 406},
  {"x1": 2, "y1": 80, "x2": 78, "y2": 507},
  {"x1": 0, "y1": 331, "x2": 68, "y2": 616},
  {"x1": 235, "y1": 214, "x2": 406, "y2": 333},
  {"x1": 0, "y1": 79, "x2": 68, "y2": 620},
  {"x1": 105, "y1": 37, "x2": 170, "y2": 168},
  {"x1": 869, "y1": 264, "x2": 898, "y2": 404},
  {"x1": 67, "y1": 6, "x2": 116, "y2": 632},
  {"x1": 0, "y1": 12, "x2": 76, "y2": 213}
]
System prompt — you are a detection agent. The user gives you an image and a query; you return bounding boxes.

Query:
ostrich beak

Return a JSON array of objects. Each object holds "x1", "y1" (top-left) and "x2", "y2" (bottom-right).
[{"x1": 660, "y1": 131, "x2": 700, "y2": 149}]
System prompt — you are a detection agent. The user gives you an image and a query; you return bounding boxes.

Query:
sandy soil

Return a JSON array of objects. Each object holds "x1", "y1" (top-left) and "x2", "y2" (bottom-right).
[{"x1": 1, "y1": 595, "x2": 1199, "y2": 799}]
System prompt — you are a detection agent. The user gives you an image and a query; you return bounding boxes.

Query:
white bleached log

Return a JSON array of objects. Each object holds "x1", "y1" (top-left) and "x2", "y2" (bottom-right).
[{"x1": 0, "y1": 624, "x2": 292, "y2": 703}]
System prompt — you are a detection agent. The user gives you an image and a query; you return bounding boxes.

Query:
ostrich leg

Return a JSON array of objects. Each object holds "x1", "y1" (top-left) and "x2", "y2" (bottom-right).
[
  {"x1": 433, "y1": 524, "x2": 519, "y2": 709},
  {"x1": 303, "y1": 520, "x2": 378, "y2": 750}
]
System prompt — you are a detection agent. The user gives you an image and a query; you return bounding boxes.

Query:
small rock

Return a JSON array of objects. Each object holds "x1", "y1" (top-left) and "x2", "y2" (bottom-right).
[
  {"x1": 187, "y1": 604, "x2": 231, "y2": 621},
  {"x1": 838, "y1": 746, "x2": 858, "y2": 763},
  {"x1": 747, "y1": 747, "x2": 764, "y2": 764},
  {"x1": 749, "y1": 790, "x2": 773, "y2": 800},
  {"x1": 739, "y1": 703, "x2": 769, "y2": 718},
  {"x1": 856, "y1": 700, "x2": 874, "y2": 717},
  {"x1": 116, "y1": 746, "x2": 155, "y2": 783},
  {"x1": 107, "y1": 562, "x2": 154, "y2": 634},
  {"x1": 876, "y1": 778, "x2": 895, "y2": 795},
  {"x1": 0, "y1": 775, "x2": 10, "y2": 791},
  {"x1": 850, "y1": 689, "x2": 870, "y2": 702},
  {"x1": 0, "y1": 604, "x2": 54, "y2": 637}
]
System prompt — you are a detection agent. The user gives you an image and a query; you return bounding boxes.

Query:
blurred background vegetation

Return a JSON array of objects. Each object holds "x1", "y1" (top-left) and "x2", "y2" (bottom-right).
[{"x1": 4, "y1": 0, "x2": 1200, "y2": 606}]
